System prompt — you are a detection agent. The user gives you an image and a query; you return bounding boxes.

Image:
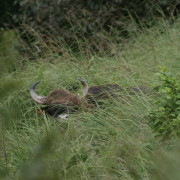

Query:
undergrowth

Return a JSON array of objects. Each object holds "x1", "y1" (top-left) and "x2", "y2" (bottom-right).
[
  {"x1": 0, "y1": 18, "x2": 180, "y2": 180},
  {"x1": 148, "y1": 67, "x2": 180, "y2": 138}
]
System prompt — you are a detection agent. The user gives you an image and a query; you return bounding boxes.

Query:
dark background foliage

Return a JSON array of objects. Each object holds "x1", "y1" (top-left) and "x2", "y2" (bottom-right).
[{"x1": 0, "y1": 0, "x2": 180, "y2": 53}]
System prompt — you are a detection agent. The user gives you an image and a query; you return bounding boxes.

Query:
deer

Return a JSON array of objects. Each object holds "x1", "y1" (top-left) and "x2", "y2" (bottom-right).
[{"x1": 30, "y1": 78, "x2": 149, "y2": 118}]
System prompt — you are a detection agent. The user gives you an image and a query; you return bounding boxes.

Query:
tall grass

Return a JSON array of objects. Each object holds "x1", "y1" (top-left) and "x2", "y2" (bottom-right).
[{"x1": 0, "y1": 18, "x2": 180, "y2": 179}]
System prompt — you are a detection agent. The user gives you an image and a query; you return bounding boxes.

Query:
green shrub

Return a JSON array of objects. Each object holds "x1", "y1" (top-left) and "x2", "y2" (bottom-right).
[{"x1": 148, "y1": 67, "x2": 180, "y2": 138}]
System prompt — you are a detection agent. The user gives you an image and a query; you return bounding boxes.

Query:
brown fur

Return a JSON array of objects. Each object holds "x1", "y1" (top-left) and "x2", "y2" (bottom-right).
[
  {"x1": 43, "y1": 84, "x2": 124, "y2": 105},
  {"x1": 44, "y1": 89, "x2": 92, "y2": 108},
  {"x1": 32, "y1": 82, "x2": 150, "y2": 117}
]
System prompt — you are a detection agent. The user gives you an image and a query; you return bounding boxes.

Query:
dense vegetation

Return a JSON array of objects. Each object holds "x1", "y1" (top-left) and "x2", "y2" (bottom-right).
[
  {"x1": 1, "y1": 0, "x2": 180, "y2": 53},
  {"x1": 0, "y1": 1, "x2": 180, "y2": 179}
]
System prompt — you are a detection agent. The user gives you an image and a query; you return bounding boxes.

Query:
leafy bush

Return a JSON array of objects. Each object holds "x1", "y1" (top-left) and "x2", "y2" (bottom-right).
[{"x1": 148, "y1": 67, "x2": 180, "y2": 138}]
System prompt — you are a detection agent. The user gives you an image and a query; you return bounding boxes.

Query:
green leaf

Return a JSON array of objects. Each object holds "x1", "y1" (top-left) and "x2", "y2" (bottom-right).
[
  {"x1": 175, "y1": 101, "x2": 180, "y2": 105},
  {"x1": 159, "y1": 107, "x2": 165, "y2": 111}
]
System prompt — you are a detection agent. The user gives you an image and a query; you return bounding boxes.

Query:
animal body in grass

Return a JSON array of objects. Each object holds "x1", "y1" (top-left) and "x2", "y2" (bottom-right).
[{"x1": 30, "y1": 78, "x2": 149, "y2": 118}]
